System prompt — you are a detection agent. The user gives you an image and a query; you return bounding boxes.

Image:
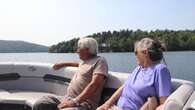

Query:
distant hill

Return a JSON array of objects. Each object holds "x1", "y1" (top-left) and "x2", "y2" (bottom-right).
[
  {"x1": 0, "y1": 40, "x2": 48, "y2": 53},
  {"x1": 49, "y1": 29, "x2": 195, "y2": 53}
]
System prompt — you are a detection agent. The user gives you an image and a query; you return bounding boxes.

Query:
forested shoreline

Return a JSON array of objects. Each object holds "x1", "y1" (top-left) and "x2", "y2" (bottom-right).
[{"x1": 49, "y1": 29, "x2": 195, "y2": 53}]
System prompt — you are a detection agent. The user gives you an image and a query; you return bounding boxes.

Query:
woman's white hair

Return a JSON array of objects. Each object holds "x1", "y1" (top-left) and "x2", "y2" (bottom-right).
[
  {"x1": 135, "y1": 37, "x2": 166, "y2": 62},
  {"x1": 135, "y1": 38, "x2": 154, "y2": 51},
  {"x1": 78, "y1": 37, "x2": 98, "y2": 55}
]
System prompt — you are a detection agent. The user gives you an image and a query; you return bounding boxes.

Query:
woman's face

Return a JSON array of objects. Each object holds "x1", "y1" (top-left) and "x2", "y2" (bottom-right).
[{"x1": 135, "y1": 48, "x2": 147, "y2": 66}]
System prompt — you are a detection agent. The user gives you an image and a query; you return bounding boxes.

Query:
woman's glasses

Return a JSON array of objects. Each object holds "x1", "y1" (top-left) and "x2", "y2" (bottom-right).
[{"x1": 134, "y1": 50, "x2": 145, "y2": 55}]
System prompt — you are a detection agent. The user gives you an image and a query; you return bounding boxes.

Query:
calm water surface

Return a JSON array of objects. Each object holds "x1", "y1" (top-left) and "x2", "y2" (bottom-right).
[{"x1": 0, "y1": 51, "x2": 194, "y2": 82}]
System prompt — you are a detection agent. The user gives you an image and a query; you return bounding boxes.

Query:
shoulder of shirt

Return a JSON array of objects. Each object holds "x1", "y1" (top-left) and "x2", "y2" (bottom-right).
[
  {"x1": 155, "y1": 63, "x2": 167, "y2": 69},
  {"x1": 154, "y1": 63, "x2": 169, "y2": 73},
  {"x1": 97, "y1": 56, "x2": 107, "y2": 62}
]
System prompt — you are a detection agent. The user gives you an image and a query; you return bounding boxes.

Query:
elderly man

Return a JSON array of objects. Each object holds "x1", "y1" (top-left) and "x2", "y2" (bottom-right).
[{"x1": 34, "y1": 37, "x2": 108, "y2": 110}]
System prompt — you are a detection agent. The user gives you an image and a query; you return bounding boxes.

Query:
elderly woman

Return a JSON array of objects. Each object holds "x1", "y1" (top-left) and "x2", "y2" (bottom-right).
[
  {"x1": 97, "y1": 38, "x2": 172, "y2": 110},
  {"x1": 34, "y1": 37, "x2": 108, "y2": 110}
]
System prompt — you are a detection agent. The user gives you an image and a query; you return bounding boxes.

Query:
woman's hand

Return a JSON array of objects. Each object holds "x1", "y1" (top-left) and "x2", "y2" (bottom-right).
[
  {"x1": 96, "y1": 103, "x2": 110, "y2": 110},
  {"x1": 140, "y1": 96, "x2": 158, "y2": 110},
  {"x1": 53, "y1": 63, "x2": 65, "y2": 70}
]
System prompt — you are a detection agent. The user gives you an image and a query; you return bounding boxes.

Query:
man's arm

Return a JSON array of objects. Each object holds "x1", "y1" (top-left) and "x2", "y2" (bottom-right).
[
  {"x1": 74, "y1": 74, "x2": 106, "y2": 103},
  {"x1": 58, "y1": 74, "x2": 106, "y2": 109},
  {"x1": 53, "y1": 62, "x2": 79, "y2": 70},
  {"x1": 60, "y1": 62, "x2": 79, "y2": 67}
]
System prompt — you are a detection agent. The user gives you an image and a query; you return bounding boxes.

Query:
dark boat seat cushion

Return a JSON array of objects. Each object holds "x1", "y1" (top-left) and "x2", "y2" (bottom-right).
[{"x1": 0, "y1": 90, "x2": 61, "y2": 108}]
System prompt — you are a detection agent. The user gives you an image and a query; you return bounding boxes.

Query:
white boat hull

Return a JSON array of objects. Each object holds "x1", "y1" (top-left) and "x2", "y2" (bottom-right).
[{"x1": 0, "y1": 62, "x2": 194, "y2": 110}]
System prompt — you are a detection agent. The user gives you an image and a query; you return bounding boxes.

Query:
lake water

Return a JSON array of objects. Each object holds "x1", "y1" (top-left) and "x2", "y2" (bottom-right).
[{"x1": 0, "y1": 51, "x2": 194, "y2": 82}]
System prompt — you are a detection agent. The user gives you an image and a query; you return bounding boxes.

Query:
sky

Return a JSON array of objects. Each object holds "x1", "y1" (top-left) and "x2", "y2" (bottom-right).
[{"x1": 0, "y1": 0, "x2": 194, "y2": 46}]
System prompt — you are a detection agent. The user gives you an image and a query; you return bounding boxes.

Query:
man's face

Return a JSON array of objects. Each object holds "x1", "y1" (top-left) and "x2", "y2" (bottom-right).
[{"x1": 76, "y1": 48, "x2": 90, "y2": 60}]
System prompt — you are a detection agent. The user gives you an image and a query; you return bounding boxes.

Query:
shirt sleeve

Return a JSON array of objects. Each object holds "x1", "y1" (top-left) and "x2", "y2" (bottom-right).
[
  {"x1": 154, "y1": 64, "x2": 172, "y2": 97},
  {"x1": 93, "y1": 57, "x2": 109, "y2": 77}
]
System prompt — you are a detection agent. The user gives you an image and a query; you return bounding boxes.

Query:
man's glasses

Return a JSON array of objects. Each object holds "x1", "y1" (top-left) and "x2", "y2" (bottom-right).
[{"x1": 134, "y1": 51, "x2": 138, "y2": 55}]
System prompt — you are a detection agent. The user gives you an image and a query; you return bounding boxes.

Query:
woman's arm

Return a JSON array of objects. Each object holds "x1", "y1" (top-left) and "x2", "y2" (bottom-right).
[
  {"x1": 154, "y1": 65, "x2": 172, "y2": 110},
  {"x1": 96, "y1": 85, "x2": 124, "y2": 110},
  {"x1": 140, "y1": 96, "x2": 159, "y2": 110},
  {"x1": 155, "y1": 96, "x2": 168, "y2": 110}
]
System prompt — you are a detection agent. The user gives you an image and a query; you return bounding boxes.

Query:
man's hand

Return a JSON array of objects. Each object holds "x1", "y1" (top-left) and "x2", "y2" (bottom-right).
[
  {"x1": 57, "y1": 100, "x2": 76, "y2": 109},
  {"x1": 53, "y1": 63, "x2": 65, "y2": 70}
]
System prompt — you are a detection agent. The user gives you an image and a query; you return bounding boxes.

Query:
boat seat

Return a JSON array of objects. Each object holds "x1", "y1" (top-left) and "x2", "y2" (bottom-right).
[
  {"x1": 183, "y1": 91, "x2": 195, "y2": 110},
  {"x1": 0, "y1": 90, "x2": 61, "y2": 109},
  {"x1": 163, "y1": 83, "x2": 194, "y2": 110},
  {"x1": 0, "y1": 89, "x2": 10, "y2": 95}
]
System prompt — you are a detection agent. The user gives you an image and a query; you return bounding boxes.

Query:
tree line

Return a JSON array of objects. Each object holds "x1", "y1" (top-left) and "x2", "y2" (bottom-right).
[{"x1": 49, "y1": 29, "x2": 195, "y2": 53}]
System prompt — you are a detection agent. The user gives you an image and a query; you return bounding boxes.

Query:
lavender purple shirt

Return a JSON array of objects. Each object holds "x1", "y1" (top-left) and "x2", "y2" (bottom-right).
[{"x1": 117, "y1": 64, "x2": 172, "y2": 110}]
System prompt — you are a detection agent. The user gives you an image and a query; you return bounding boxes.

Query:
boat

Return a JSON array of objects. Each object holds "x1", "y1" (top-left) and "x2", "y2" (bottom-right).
[{"x1": 0, "y1": 62, "x2": 194, "y2": 110}]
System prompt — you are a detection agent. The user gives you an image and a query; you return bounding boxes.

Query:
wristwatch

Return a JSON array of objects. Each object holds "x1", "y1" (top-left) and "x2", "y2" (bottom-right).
[{"x1": 72, "y1": 98, "x2": 80, "y2": 106}]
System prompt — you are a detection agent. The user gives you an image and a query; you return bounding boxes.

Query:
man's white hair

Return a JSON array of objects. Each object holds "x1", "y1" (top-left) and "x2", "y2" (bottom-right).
[{"x1": 78, "y1": 37, "x2": 98, "y2": 55}]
